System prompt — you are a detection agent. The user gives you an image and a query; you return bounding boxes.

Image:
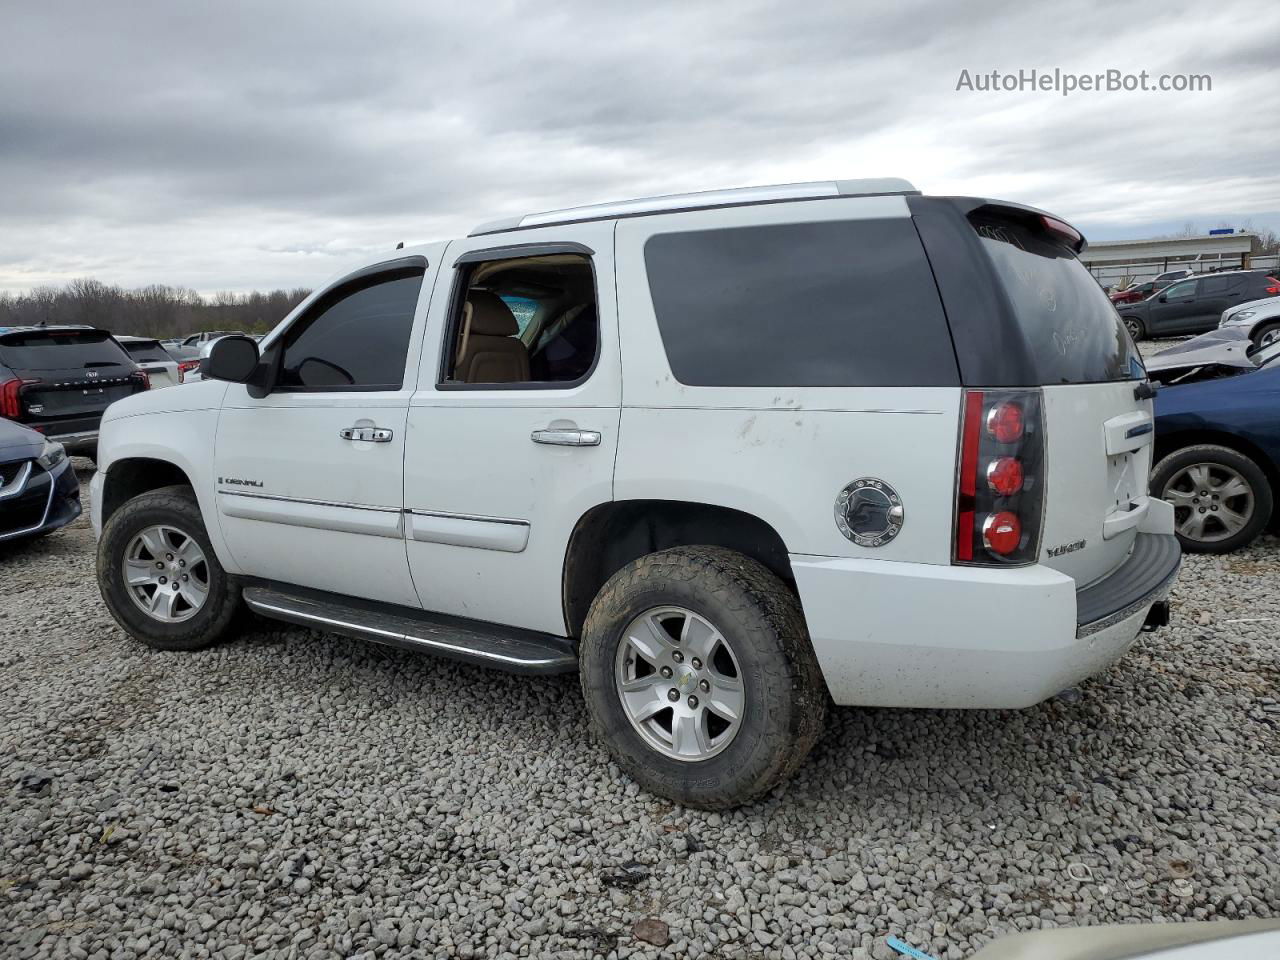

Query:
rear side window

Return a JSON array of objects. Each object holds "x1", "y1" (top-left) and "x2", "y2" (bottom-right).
[
  {"x1": 277, "y1": 268, "x2": 423, "y2": 391},
  {"x1": 972, "y1": 217, "x2": 1142, "y2": 384},
  {"x1": 644, "y1": 219, "x2": 959, "y2": 387},
  {"x1": 1201, "y1": 275, "x2": 1236, "y2": 294},
  {"x1": 123, "y1": 341, "x2": 173, "y2": 363},
  {"x1": 0, "y1": 330, "x2": 132, "y2": 371}
]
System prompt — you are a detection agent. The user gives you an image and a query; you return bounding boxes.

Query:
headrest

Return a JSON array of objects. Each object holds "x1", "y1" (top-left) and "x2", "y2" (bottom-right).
[{"x1": 466, "y1": 291, "x2": 518, "y2": 337}]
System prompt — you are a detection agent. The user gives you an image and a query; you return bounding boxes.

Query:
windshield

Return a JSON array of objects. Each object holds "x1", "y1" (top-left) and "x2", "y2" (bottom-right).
[{"x1": 973, "y1": 218, "x2": 1144, "y2": 384}]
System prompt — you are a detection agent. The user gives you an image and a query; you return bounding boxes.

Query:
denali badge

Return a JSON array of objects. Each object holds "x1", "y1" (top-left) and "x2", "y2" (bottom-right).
[
  {"x1": 835, "y1": 478, "x2": 904, "y2": 547},
  {"x1": 1046, "y1": 539, "x2": 1086, "y2": 558},
  {"x1": 218, "y1": 477, "x2": 264, "y2": 488}
]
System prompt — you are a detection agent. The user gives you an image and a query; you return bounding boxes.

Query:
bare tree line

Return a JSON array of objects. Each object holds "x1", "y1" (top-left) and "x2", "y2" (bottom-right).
[{"x1": 0, "y1": 279, "x2": 312, "y2": 339}]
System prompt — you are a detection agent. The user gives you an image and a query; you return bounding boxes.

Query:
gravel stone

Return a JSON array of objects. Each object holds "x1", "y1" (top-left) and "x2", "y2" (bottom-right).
[{"x1": 1, "y1": 457, "x2": 1277, "y2": 960}]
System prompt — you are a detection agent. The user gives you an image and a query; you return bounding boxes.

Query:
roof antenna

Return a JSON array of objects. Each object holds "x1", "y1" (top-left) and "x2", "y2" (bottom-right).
[{"x1": 395, "y1": 241, "x2": 404, "y2": 249}]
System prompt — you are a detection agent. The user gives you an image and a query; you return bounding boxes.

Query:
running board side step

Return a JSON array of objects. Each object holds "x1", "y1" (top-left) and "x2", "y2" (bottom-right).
[{"x1": 242, "y1": 584, "x2": 578, "y2": 675}]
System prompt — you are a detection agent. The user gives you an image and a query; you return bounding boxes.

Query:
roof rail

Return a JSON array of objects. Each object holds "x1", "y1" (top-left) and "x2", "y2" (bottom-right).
[{"x1": 469, "y1": 177, "x2": 919, "y2": 237}]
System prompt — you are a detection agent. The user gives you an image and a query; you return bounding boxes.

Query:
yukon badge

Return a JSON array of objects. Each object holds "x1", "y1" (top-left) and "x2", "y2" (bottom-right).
[{"x1": 835, "y1": 478, "x2": 904, "y2": 547}]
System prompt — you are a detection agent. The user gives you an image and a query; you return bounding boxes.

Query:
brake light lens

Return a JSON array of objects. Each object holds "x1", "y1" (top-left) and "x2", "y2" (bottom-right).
[
  {"x1": 0, "y1": 377, "x2": 37, "y2": 419},
  {"x1": 954, "y1": 389, "x2": 1045, "y2": 565},
  {"x1": 1265, "y1": 281, "x2": 1280, "y2": 296},
  {"x1": 983, "y1": 511, "x2": 1022, "y2": 555},
  {"x1": 177, "y1": 360, "x2": 200, "y2": 383},
  {"x1": 985, "y1": 401, "x2": 1024, "y2": 443},
  {"x1": 132, "y1": 371, "x2": 150, "y2": 391},
  {"x1": 1039, "y1": 215, "x2": 1084, "y2": 252},
  {"x1": 986, "y1": 456, "x2": 1024, "y2": 496}
]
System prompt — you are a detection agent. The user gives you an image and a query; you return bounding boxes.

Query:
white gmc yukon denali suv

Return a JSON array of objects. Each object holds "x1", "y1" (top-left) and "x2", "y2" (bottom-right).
[{"x1": 90, "y1": 179, "x2": 1181, "y2": 808}]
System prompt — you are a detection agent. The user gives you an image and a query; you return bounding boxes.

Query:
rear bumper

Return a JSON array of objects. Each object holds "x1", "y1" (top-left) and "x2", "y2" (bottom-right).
[
  {"x1": 49, "y1": 429, "x2": 99, "y2": 453},
  {"x1": 791, "y1": 532, "x2": 1180, "y2": 709}
]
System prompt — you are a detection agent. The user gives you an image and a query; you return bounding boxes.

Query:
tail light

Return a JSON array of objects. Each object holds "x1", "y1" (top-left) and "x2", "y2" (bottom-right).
[
  {"x1": 178, "y1": 360, "x2": 200, "y2": 383},
  {"x1": 0, "y1": 377, "x2": 37, "y2": 419},
  {"x1": 954, "y1": 389, "x2": 1045, "y2": 565},
  {"x1": 1264, "y1": 279, "x2": 1280, "y2": 296},
  {"x1": 131, "y1": 371, "x2": 150, "y2": 391}
]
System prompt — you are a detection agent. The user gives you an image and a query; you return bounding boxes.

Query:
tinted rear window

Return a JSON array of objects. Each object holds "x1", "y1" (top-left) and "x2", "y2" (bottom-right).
[
  {"x1": 0, "y1": 330, "x2": 133, "y2": 371},
  {"x1": 972, "y1": 218, "x2": 1142, "y2": 384},
  {"x1": 123, "y1": 341, "x2": 173, "y2": 363},
  {"x1": 644, "y1": 219, "x2": 959, "y2": 387}
]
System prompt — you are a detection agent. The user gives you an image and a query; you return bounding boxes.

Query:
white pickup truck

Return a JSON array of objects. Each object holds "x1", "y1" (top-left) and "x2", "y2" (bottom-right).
[{"x1": 90, "y1": 179, "x2": 1180, "y2": 808}]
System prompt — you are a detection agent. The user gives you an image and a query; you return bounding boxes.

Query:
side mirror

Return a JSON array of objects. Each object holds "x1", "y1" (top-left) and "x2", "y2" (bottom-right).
[
  {"x1": 205, "y1": 336, "x2": 260, "y2": 383},
  {"x1": 1157, "y1": 294, "x2": 1167, "y2": 303}
]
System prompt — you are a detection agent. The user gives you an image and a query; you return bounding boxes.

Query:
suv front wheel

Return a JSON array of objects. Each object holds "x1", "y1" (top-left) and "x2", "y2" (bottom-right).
[
  {"x1": 579, "y1": 546, "x2": 826, "y2": 809},
  {"x1": 97, "y1": 485, "x2": 242, "y2": 650}
]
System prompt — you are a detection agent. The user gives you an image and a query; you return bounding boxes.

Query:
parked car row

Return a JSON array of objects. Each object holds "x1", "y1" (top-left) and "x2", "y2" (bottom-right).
[
  {"x1": 1108, "y1": 268, "x2": 1194, "y2": 305},
  {"x1": 1114, "y1": 269, "x2": 1280, "y2": 341},
  {"x1": 0, "y1": 324, "x2": 249, "y2": 544}
]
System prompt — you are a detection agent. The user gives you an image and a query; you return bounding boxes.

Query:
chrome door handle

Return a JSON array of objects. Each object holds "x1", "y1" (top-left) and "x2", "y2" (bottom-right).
[
  {"x1": 530, "y1": 428, "x2": 601, "y2": 447},
  {"x1": 340, "y1": 426, "x2": 394, "y2": 442}
]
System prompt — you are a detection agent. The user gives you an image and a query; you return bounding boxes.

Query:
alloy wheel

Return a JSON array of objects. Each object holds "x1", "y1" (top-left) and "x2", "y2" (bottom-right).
[
  {"x1": 122, "y1": 524, "x2": 211, "y2": 622},
  {"x1": 1162, "y1": 462, "x2": 1255, "y2": 544},
  {"x1": 614, "y1": 606, "x2": 744, "y2": 762}
]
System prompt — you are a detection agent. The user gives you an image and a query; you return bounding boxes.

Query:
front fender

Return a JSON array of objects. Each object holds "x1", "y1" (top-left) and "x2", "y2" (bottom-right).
[{"x1": 96, "y1": 408, "x2": 242, "y2": 574}]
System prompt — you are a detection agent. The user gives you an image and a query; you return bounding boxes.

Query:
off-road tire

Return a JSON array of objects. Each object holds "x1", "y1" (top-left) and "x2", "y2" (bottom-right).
[
  {"x1": 1152, "y1": 444, "x2": 1273, "y2": 554},
  {"x1": 579, "y1": 546, "x2": 826, "y2": 809},
  {"x1": 97, "y1": 485, "x2": 242, "y2": 650}
]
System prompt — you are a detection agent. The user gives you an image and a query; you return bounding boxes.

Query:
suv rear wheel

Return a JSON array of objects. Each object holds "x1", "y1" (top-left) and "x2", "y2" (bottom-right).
[
  {"x1": 1152, "y1": 445, "x2": 1273, "y2": 554},
  {"x1": 1122, "y1": 315, "x2": 1145, "y2": 341},
  {"x1": 579, "y1": 546, "x2": 826, "y2": 809},
  {"x1": 97, "y1": 485, "x2": 242, "y2": 650}
]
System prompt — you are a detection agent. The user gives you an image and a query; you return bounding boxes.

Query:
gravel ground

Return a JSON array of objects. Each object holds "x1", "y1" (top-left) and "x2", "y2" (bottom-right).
[{"x1": 2, "y1": 450, "x2": 1278, "y2": 960}]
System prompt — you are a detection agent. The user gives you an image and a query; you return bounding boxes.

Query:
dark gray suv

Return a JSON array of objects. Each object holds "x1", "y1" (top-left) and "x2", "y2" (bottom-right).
[{"x1": 1118, "y1": 270, "x2": 1280, "y2": 340}]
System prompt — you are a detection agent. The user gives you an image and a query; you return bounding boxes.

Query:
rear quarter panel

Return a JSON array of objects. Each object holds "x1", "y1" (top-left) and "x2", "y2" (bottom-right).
[{"x1": 613, "y1": 197, "x2": 962, "y2": 563}]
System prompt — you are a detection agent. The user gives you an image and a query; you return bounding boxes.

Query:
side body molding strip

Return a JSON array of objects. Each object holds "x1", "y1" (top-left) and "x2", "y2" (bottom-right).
[
  {"x1": 218, "y1": 491, "x2": 404, "y2": 539},
  {"x1": 406, "y1": 509, "x2": 530, "y2": 553}
]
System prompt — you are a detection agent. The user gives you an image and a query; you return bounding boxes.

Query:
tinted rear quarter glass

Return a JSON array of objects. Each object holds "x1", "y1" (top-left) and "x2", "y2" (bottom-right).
[
  {"x1": 643, "y1": 218, "x2": 959, "y2": 387},
  {"x1": 0, "y1": 331, "x2": 133, "y2": 371},
  {"x1": 970, "y1": 216, "x2": 1142, "y2": 384}
]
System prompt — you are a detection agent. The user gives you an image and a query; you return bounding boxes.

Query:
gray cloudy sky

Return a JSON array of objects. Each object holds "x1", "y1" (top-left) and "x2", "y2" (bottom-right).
[{"x1": 3, "y1": 0, "x2": 1278, "y2": 294}]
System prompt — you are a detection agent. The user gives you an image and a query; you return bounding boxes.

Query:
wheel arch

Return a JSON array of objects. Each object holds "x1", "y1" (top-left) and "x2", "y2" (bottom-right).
[
  {"x1": 101, "y1": 457, "x2": 195, "y2": 526},
  {"x1": 561, "y1": 499, "x2": 796, "y2": 639}
]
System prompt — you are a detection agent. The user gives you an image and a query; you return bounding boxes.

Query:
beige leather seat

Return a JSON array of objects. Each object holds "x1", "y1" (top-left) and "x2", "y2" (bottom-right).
[{"x1": 456, "y1": 291, "x2": 529, "y2": 383}]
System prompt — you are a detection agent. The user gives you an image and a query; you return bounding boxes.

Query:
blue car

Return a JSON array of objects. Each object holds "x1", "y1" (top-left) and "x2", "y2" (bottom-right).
[
  {"x1": 0, "y1": 417, "x2": 82, "y2": 544},
  {"x1": 1150, "y1": 334, "x2": 1280, "y2": 553}
]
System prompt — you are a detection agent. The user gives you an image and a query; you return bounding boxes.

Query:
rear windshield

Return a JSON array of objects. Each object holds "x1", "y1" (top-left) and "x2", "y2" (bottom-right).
[
  {"x1": 122, "y1": 340, "x2": 173, "y2": 363},
  {"x1": 0, "y1": 330, "x2": 133, "y2": 371},
  {"x1": 973, "y1": 217, "x2": 1143, "y2": 384}
]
